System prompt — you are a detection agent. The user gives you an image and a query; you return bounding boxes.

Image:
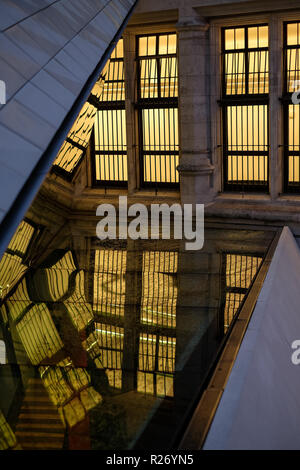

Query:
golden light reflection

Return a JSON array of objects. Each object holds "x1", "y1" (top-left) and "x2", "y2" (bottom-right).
[
  {"x1": 40, "y1": 360, "x2": 102, "y2": 428},
  {"x1": 0, "y1": 220, "x2": 35, "y2": 292},
  {"x1": 224, "y1": 254, "x2": 262, "y2": 332},
  {"x1": 141, "y1": 251, "x2": 178, "y2": 328},
  {"x1": 137, "y1": 334, "x2": 175, "y2": 398},
  {"x1": 93, "y1": 249, "x2": 126, "y2": 317},
  {"x1": 0, "y1": 410, "x2": 20, "y2": 450}
]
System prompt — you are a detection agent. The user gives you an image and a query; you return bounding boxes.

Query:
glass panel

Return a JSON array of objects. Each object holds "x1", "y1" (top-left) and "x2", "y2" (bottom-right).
[
  {"x1": 95, "y1": 109, "x2": 126, "y2": 152},
  {"x1": 160, "y1": 56, "x2": 178, "y2": 97},
  {"x1": 287, "y1": 48, "x2": 300, "y2": 92},
  {"x1": 288, "y1": 104, "x2": 300, "y2": 183},
  {"x1": 225, "y1": 52, "x2": 246, "y2": 94},
  {"x1": 225, "y1": 28, "x2": 245, "y2": 50},
  {"x1": 141, "y1": 251, "x2": 178, "y2": 327},
  {"x1": 248, "y1": 26, "x2": 268, "y2": 48},
  {"x1": 287, "y1": 22, "x2": 300, "y2": 46},
  {"x1": 139, "y1": 35, "x2": 156, "y2": 56},
  {"x1": 142, "y1": 108, "x2": 179, "y2": 184},
  {"x1": 54, "y1": 102, "x2": 96, "y2": 172},
  {"x1": 248, "y1": 50, "x2": 269, "y2": 93},
  {"x1": 0, "y1": 220, "x2": 36, "y2": 291},
  {"x1": 110, "y1": 38, "x2": 124, "y2": 59},
  {"x1": 227, "y1": 105, "x2": 268, "y2": 152},
  {"x1": 224, "y1": 254, "x2": 262, "y2": 333},
  {"x1": 139, "y1": 58, "x2": 158, "y2": 98},
  {"x1": 0, "y1": 223, "x2": 274, "y2": 449},
  {"x1": 142, "y1": 108, "x2": 178, "y2": 152},
  {"x1": 159, "y1": 34, "x2": 177, "y2": 55},
  {"x1": 93, "y1": 249, "x2": 126, "y2": 317},
  {"x1": 226, "y1": 105, "x2": 268, "y2": 183},
  {"x1": 224, "y1": 25, "x2": 269, "y2": 96}
]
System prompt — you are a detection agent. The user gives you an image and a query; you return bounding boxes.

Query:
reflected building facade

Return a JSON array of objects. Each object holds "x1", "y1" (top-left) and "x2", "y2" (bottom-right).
[{"x1": 0, "y1": 0, "x2": 298, "y2": 451}]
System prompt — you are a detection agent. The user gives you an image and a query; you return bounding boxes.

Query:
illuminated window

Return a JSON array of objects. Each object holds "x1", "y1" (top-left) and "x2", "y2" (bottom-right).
[
  {"x1": 137, "y1": 33, "x2": 179, "y2": 187},
  {"x1": 222, "y1": 25, "x2": 269, "y2": 191},
  {"x1": 283, "y1": 22, "x2": 300, "y2": 192},
  {"x1": 92, "y1": 39, "x2": 128, "y2": 185}
]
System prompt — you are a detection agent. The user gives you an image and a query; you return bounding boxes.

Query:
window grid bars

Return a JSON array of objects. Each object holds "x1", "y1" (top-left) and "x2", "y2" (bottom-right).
[
  {"x1": 283, "y1": 22, "x2": 300, "y2": 192},
  {"x1": 136, "y1": 33, "x2": 179, "y2": 188},
  {"x1": 221, "y1": 25, "x2": 269, "y2": 192}
]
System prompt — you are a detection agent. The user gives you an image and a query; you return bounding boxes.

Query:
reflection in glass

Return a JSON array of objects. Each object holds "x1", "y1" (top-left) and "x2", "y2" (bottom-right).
[
  {"x1": 223, "y1": 254, "x2": 262, "y2": 332},
  {"x1": 0, "y1": 226, "x2": 273, "y2": 449}
]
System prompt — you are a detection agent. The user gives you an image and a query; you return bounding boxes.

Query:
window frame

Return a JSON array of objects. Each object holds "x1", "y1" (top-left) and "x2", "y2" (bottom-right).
[
  {"x1": 92, "y1": 39, "x2": 128, "y2": 188},
  {"x1": 283, "y1": 20, "x2": 300, "y2": 193},
  {"x1": 136, "y1": 32, "x2": 179, "y2": 189},
  {"x1": 221, "y1": 23, "x2": 270, "y2": 193}
]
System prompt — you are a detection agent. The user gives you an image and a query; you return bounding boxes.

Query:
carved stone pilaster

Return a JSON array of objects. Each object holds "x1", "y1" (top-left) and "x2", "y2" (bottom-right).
[{"x1": 176, "y1": 7, "x2": 216, "y2": 205}]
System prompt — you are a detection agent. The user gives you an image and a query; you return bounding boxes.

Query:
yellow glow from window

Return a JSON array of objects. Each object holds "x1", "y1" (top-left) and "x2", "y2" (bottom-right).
[
  {"x1": 225, "y1": 28, "x2": 245, "y2": 50},
  {"x1": 288, "y1": 104, "x2": 300, "y2": 183},
  {"x1": 227, "y1": 105, "x2": 268, "y2": 182},
  {"x1": 225, "y1": 52, "x2": 245, "y2": 94},
  {"x1": 224, "y1": 254, "x2": 262, "y2": 332},
  {"x1": 137, "y1": 333, "x2": 175, "y2": 397},
  {"x1": 94, "y1": 109, "x2": 127, "y2": 181},
  {"x1": 248, "y1": 26, "x2": 268, "y2": 48},
  {"x1": 93, "y1": 250, "x2": 126, "y2": 317},
  {"x1": 287, "y1": 22, "x2": 300, "y2": 46},
  {"x1": 159, "y1": 34, "x2": 177, "y2": 55},
  {"x1": 110, "y1": 38, "x2": 124, "y2": 59},
  {"x1": 224, "y1": 26, "x2": 269, "y2": 96},
  {"x1": 248, "y1": 50, "x2": 269, "y2": 93},
  {"x1": 142, "y1": 108, "x2": 178, "y2": 151},
  {"x1": 287, "y1": 48, "x2": 300, "y2": 92},
  {"x1": 139, "y1": 36, "x2": 156, "y2": 56},
  {"x1": 227, "y1": 105, "x2": 268, "y2": 151},
  {"x1": 141, "y1": 251, "x2": 178, "y2": 327}
]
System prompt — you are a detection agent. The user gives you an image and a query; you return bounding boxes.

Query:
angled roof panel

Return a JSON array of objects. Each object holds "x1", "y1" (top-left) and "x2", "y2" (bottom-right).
[{"x1": 0, "y1": 0, "x2": 136, "y2": 255}]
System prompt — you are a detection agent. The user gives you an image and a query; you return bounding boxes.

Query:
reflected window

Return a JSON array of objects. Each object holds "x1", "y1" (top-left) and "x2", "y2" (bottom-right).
[
  {"x1": 137, "y1": 333, "x2": 175, "y2": 397},
  {"x1": 93, "y1": 39, "x2": 128, "y2": 185},
  {"x1": 222, "y1": 25, "x2": 269, "y2": 191},
  {"x1": 141, "y1": 251, "x2": 178, "y2": 328},
  {"x1": 283, "y1": 22, "x2": 300, "y2": 191},
  {"x1": 137, "y1": 33, "x2": 179, "y2": 186},
  {"x1": 0, "y1": 219, "x2": 37, "y2": 293},
  {"x1": 93, "y1": 249, "x2": 127, "y2": 318},
  {"x1": 222, "y1": 253, "x2": 262, "y2": 333}
]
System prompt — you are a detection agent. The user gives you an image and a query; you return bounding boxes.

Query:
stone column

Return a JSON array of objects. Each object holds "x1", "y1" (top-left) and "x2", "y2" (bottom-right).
[
  {"x1": 123, "y1": 31, "x2": 138, "y2": 195},
  {"x1": 269, "y1": 15, "x2": 283, "y2": 198},
  {"x1": 176, "y1": 6, "x2": 216, "y2": 206}
]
